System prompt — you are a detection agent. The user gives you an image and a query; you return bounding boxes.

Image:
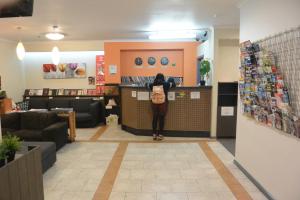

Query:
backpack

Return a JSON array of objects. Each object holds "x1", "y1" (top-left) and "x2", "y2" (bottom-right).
[{"x1": 151, "y1": 85, "x2": 166, "y2": 104}]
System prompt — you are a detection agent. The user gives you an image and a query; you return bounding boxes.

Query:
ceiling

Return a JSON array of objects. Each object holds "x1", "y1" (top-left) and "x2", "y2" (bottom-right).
[{"x1": 0, "y1": 0, "x2": 241, "y2": 42}]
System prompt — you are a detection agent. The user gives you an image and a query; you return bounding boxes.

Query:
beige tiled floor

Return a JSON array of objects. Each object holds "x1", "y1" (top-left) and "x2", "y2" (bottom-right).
[
  {"x1": 43, "y1": 126, "x2": 266, "y2": 200},
  {"x1": 43, "y1": 142, "x2": 118, "y2": 200},
  {"x1": 208, "y1": 142, "x2": 268, "y2": 200},
  {"x1": 75, "y1": 126, "x2": 101, "y2": 140},
  {"x1": 99, "y1": 125, "x2": 209, "y2": 141},
  {"x1": 110, "y1": 143, "x2": 235, "y2": 200}
]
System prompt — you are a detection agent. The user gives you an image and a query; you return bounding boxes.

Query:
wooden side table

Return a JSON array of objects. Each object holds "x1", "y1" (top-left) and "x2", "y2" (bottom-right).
[{"x1": 57, "y1": 111, "x2": 76, "y2": 142}]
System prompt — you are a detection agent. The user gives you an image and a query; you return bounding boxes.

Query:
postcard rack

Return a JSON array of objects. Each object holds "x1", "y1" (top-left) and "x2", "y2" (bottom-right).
[
  {"x1": 239, "y1": 26, "x2": 300, "y2": 138},
  {"x1": 256, "y1": 26, "x2": 300, "y2": 116}
]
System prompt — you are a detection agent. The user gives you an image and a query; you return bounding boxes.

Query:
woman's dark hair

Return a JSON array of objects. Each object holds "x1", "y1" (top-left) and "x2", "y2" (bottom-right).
[{"x1": 153, "y1": 73, "x2": 165, "y2": 85}]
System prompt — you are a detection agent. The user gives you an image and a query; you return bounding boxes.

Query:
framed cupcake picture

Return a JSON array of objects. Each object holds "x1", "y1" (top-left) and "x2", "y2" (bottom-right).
[{"x1": 43, "y1": 62, "x2": 86, "y2": 79}]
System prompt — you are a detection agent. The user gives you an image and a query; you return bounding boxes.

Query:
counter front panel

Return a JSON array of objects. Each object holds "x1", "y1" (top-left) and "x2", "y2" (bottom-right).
[{"x1": 121, "y1": 86, "x2": 212, "y2": 137}]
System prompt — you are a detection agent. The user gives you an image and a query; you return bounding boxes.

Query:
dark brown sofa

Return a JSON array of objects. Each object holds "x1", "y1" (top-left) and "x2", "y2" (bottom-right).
[{"x1": 1, "y1": 112, "x2": 68, "y2": 150}]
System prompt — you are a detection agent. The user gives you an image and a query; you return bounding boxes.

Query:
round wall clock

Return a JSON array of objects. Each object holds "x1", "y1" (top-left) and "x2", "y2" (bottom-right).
[
  {"x1": 135, "y1": 57, "x2": 143, "y2": 66},
  {"x1": 161, "y1": 57, "x2": 169, "y2": 65},
  {"x1": 148, "y1": 57, "x2": 156, "y2": 65}
]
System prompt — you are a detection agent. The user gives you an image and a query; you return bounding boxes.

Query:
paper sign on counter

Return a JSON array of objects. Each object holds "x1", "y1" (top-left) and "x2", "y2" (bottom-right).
[
  {"x1": 132, "y1": 91, "x2": 137, "y2": 98},
  {"x1": 176, "y1": 91, "x2": 186, "y2": 98},
  {"x1": 190, "y1": 91, "x2": 200, "y2": 99},
  {"x1": 221, "y1": 107, "x2": 234, "y2": 116},
  {"x1": 168, "y1": 92, "x2": 175, "y2": 101},
  {"x1": 137, "y1": 92, "x2": 149, "y2": 100}
]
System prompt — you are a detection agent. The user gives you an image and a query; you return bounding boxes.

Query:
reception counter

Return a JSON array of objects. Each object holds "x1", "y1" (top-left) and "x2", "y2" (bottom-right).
[{"x1": 120, "y1": 85, "x2": 212, "y2": 137}]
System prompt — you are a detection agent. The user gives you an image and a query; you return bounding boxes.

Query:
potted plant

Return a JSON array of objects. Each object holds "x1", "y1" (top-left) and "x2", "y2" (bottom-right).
[
  {"x1": 199, "y1": 60, "x2": 211, "y2": 86},
  {"x1": 0, "y1": 144, "x2": 7, "y2": 167},
  {"x1": 2, "y1": 134, "x2": 21, "y2": 162},
  {"x1": 0, "y1": 90, "x2": 7, "y2": 99}
]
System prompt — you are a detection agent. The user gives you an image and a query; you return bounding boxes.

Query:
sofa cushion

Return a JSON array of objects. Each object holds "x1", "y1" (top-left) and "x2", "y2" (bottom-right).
[
  {"x1": 0, "y1": 112, "x2": 20, "y2": 130},
  {"x1": 16, "y1": 101, "x2": 29, "y2": 111},
  {"x1": 71, "y1": 99, "x2": 92, "y2": 113},
  {"x1": 48, "y1": 99, "x2": 71, "y2": 110},
  {"x1": 76, "y1": 113, "x2": 93, "y2": 122},
  {"x1": 20, "y1": 112, "x2": 59, "y2": 130},
  {"x1": 14, "y1": 129, "x2": 43, "y2": 141},
  {"x1": 29, "y1": 99, "x2": 48, "y2": 109}
]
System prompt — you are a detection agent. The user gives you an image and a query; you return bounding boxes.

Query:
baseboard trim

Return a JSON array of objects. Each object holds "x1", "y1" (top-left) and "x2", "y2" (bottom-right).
[
  {"x1": 234, "y1": 160, "x2": 274, "y2": 200},
  {"x1": 121, "y1": 125, "x2": 210, "y2": 137}
]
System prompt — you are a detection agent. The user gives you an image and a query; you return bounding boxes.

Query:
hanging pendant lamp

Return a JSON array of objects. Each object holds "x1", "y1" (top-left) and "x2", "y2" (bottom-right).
[
  {"x1": 16, "y1": 41, "x2": 26, "y2": 60},
  {"x1": 16, "y1": 27, "x2": 26, "y2": 60},
  {"x1": 52, "y1": 46, "x2": 60, "y2": 65}
]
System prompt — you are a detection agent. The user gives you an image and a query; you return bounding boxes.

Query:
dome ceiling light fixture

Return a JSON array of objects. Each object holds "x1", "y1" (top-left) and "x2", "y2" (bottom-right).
[{"x1": 45, "y1": 26, "x2": 65, "y2": 40}]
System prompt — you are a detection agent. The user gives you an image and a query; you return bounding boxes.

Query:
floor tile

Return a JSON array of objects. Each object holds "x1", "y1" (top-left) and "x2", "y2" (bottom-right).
[
  {"x1": 43, "y1": 142, "x2": 118, "y2": 200},
  {"x1": 170, "y1": 180, "x2": 203, "y2": 193},
  {"x1": 188, "y1": 192, "x2": 220, "y2": 200},
  {"x1": 142, "y1": 180, "x2": 172, "y2": 192},
  {"x1": 125, "y1": 192, "x2": 156, "y2": 200},
  {"x1": 157, "y1": 192, "x2": 188, "y2": 200},
  {"x1": 43, "y1": 127, "x2": 260, "y2": 200},
  {"x1": 112, "y1": 179, "x2": 142, "y2": 193},
  {"x1": 121, "y1": 161, "x2": 144, "y2": 170},
  {"x1": 109, "y1": 192, "x2": 125, "y2": 200},
  {"x1": 130, "y1": 169, "x2": 156, "y2": 180}
]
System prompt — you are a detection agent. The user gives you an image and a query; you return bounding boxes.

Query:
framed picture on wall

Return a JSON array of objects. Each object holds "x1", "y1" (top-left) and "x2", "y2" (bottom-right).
[
  {"x1": 88, "y1": 76, "x2": 95, "y2": 85},
  {"x1": 43, "y1": 63, "x2": 87, "y2": 79}
]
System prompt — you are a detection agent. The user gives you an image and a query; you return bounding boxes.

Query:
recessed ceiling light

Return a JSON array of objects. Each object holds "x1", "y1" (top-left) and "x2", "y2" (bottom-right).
[{"x1": 45, "y1": 26, "x2": 65, "y2": 40}]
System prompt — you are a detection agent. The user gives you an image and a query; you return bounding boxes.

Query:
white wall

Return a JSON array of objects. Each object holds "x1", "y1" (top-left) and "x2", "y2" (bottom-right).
[
  {"x1": 0, "y1": 40, "x2": 25, "y2": 102},
  {"x1": 24, "y1": 40, "x2": 104, "y2": 52},
  {"x1": 217, "y1": 39, "x2": 240, "y2": 82},
  {"x1": 210, "y1": 28, "x2": 240, "y2": 137},
  {"x1": 197, "y1": 39, "x2": 211, "y2": 60},
  {"x1": 197, "y1": 28, "x2": 214, "y2": 86},
  {"x1": 24, "y1": 51, "x2": 104, "y2": 89},
  {"x1": 237, "y1": 1, "x2": 300, "y2": 200}
]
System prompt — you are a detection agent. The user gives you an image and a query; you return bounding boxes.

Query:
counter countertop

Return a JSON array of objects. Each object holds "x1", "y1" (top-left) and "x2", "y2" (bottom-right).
[{"x1": 119, "y1": 85, "x2": 212, "y2": 89}]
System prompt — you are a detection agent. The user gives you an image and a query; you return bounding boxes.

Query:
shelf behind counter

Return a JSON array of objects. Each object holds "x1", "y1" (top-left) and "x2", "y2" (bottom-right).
[{"x1": 120, "y1": 85, "x2": 212, "y2": 137}]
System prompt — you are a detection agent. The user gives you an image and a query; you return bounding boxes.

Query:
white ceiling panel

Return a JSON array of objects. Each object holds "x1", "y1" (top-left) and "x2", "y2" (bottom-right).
[{"x1": 0, "y1": 0, "x2": 241, "y2": 41}]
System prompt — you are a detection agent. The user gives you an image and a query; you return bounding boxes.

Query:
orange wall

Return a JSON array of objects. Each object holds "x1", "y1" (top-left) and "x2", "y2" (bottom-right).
[
  {"x1": 104, "y1": 42, "x2": 199, "y2": 86},
  {"x1": 120, "y1": 49, "x2": 183, "y2": 77}
]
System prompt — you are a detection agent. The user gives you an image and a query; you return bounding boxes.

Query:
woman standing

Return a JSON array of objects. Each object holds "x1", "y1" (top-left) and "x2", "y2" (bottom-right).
[{"x1": 147, "y1": 73, "x2": 176, "y2": 140}]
